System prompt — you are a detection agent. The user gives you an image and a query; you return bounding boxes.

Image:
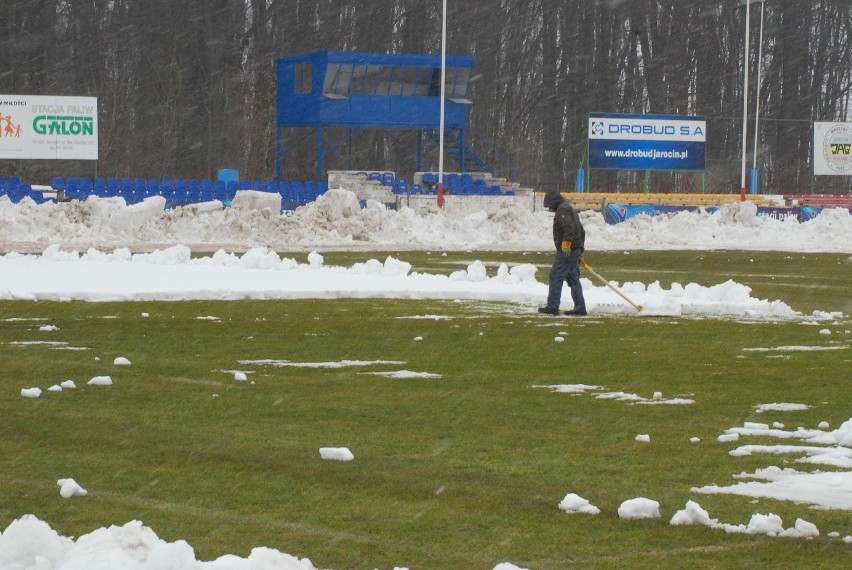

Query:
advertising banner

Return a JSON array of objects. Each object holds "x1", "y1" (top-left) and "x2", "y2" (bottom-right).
[
  {"x1": 589, "y1": 113, "x2": 705, "y2": 171},
  {"x1": 603, "y1": 204, "x2": 700, "y2": 224},
  {"x1": 0, "y1": 95, "x2": 98, "y2": 160},
  {"x1": 603, "y1": 204, "x2": 845, "y2": 225},
  {"x1": 813, "y1": 122, "x2": 852, "y2": 175}
]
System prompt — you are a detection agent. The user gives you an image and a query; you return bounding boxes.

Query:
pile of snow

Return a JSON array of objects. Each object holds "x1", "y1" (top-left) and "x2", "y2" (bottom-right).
[
  {"x1": 87, "y1": 375, "x2": 113, "y2": 386},
  {"x1": 2, "y1": 188, "x2": 847, "y2": 317},
  {"x1": 0, "y1": 245, "x2": 819, "y2": 319},
  {"x1": 618, "y1": 497, "x2": 661, "y2": 520},
  {"x1": 670, "y1": 501, "x2": 820, "y2": 538},
  {"x1": 319, "y1": 447, "x2": 355, "y2": 462},
  {"x1": 57, "y1": 478, "x2": 87, "y2": 499},
  {"x1": 0, "y1": 516, "x2": 333, "y2": 570},
  {"x1": 558, "y1": 493, "x2": 601, "y2": 515},
  {"x1": 1, "y1": 188, "x2": 851, "y2": 253}
]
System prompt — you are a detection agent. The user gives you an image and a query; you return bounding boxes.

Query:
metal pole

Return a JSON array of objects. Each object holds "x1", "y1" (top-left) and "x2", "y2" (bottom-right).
[
  {"x1": 437, "y1": 0, "x2": 447, "y2": 208},
  {"x1": 751, "y1": 0, "x2": 765, "y2": 195},
  {"x1": 740, "y1": 0, "x2": 751, "y2": 202}
]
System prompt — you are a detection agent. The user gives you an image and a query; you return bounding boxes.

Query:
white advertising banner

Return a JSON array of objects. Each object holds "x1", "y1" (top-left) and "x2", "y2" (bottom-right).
[
  {"x1": 0, "y1": 94, "x2": 98, "y2": 160},
  {"x1": 813, "y1": 121, "x2": 852, "y2": 175}
]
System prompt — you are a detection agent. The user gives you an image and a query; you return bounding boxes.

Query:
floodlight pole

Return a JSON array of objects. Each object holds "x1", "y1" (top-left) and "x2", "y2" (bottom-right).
[
  {"x1": 739, "y1": 0, "x2": 751, "y2": 202},
  {"x1": 437, "y1": 0, "x2": 447, "y2": 208},
  {"x1": 751, "y1": 0, "x2": 765, "y2": 195}
]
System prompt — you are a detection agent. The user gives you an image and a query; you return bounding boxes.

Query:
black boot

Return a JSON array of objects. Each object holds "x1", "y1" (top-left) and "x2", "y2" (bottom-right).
[
  {"x1": 564, "y1": 308, "x2": 587, "y2": 316},
  {"x1": 538, "y1": 306, "x2": 560, "y2": 315}
]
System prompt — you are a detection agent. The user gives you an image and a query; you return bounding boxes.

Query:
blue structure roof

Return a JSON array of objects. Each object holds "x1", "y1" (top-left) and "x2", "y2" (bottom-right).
[{"x1": 276, "y1": 50, "x2": 475, "y2": 130}]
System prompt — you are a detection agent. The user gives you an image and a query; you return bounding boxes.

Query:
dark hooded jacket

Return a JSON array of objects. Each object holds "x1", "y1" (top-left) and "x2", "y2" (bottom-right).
[{"x1": 543, "y1": 190, "x2": 585, "y2": 250}]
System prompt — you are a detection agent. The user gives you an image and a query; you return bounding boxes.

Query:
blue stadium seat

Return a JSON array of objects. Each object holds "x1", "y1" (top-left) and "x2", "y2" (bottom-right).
[
  {"x1": 173, "y1": 182, "x2": 187, "y2": 206},
  {"x1": 186, "y1": 180, "x2": 201, "y2": 202},
  {"x1": 51, "y1": 176, "x2": 66, "y2": 190},
  {"x1": 395, "y1": 178, "x2": 409, "y2": 194},
  {"x1": 199, "y1": 183, "x2": 214, "y2": 202},
  {"x1": 226, "y1": 180, "x2": 239, "y2": 200},
  {"x1": 240, "y1": 180, "x2": 251, "y2": 190},
  {"x1": 79, "y1": 185, "x2": 96, "y2": 201},
  {"x1": 213, "y1": 180, "x2": 227, "y2": 202},
  {"x1": 265, "y1": 181, "x2": 279, "y2": 193},
  {"x1": 382, "y1": 172, "x2": 395, "y2": 186},
  {"x1": 8, "y1": 183, "x2": 27, "y2": 203},
  {"x1": 120, "y1": 179, "x2": 133, "y2": 198},
  {"x1": 252, "y1": 180, "x2": 265, "y2": 191},
  {"x1": 318, "y1": 181, "x2": 329, "y2": 194},
  {"x1": 119, "y1": 187, "x2": 134, "y2": 205},
  {"x1": 148, "y1": 179, "x2": 161, "y2": 195},
  {"x1": 63, "y1": 177, "x2": 79, "y2": 199},
  {"x1": 368, "y1": 172, "x2": 381, "y2": 182},
  {"x1": 3, "y1": 177, "x2": 19, "y2": 199},
  {"x1": 132, "y1": 183, "x2": 147, "y2": 202}
]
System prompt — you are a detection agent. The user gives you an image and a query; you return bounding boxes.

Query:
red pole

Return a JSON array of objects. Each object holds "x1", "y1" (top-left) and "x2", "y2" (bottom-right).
[{"x1": 438, "y1": 180, "x2": 444, "y2": 208}]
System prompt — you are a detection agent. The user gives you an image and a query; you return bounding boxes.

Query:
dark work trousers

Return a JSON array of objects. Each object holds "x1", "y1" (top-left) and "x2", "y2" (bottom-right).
[{"x1": 546, "y1": 248, "x2": 586, "y2": 311}]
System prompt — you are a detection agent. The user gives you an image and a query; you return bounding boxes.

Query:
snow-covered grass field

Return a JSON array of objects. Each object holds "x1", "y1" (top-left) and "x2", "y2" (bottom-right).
[{"x1": 1, "y1": 250, "x2": 850, "y2": 569}]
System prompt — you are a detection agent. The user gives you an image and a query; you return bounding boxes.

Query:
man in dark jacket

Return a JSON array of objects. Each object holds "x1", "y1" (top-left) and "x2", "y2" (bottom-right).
[{"x1": 539, "y1": 189, "x2": 587, "y2": 315}]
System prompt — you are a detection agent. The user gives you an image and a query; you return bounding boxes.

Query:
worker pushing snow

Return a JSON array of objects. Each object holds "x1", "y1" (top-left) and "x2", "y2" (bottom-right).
[{"x1": 539, "y1": 189, "x2": 587, "y2": 316}]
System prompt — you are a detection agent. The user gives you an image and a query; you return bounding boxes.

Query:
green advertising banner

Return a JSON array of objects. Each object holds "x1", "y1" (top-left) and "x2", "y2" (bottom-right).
[{"x1": 0, "y1": 95, "x2": 98, "y2": 160}]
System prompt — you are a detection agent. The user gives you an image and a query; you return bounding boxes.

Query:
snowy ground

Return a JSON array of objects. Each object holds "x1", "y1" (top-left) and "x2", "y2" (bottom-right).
[{"x1": 2, "y1": 188, "x2": 851, "y2": 569}]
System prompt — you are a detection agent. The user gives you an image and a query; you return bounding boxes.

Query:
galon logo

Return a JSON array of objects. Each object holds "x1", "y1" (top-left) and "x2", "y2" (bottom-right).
[
  {"x1": 0, "y1": 112, "x2": 23, "y2": 138},
  {"x1": 822, "y1": 123, "x2": 852, "y2": 174}
]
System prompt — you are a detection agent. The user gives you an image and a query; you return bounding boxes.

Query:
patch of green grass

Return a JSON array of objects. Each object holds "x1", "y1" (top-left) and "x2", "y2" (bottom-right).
[{"x1": 0, "y1": 251, "x2": 850, "y2": 569}]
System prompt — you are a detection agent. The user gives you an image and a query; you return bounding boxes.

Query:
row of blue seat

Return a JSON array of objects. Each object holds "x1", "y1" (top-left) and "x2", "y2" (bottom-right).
[
  {"x1": 50, "y1": 177, "x2": 329, "y2": 194},
  {"x1": 0, "y1": 175, "x2": 330, "y2": 207}
]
